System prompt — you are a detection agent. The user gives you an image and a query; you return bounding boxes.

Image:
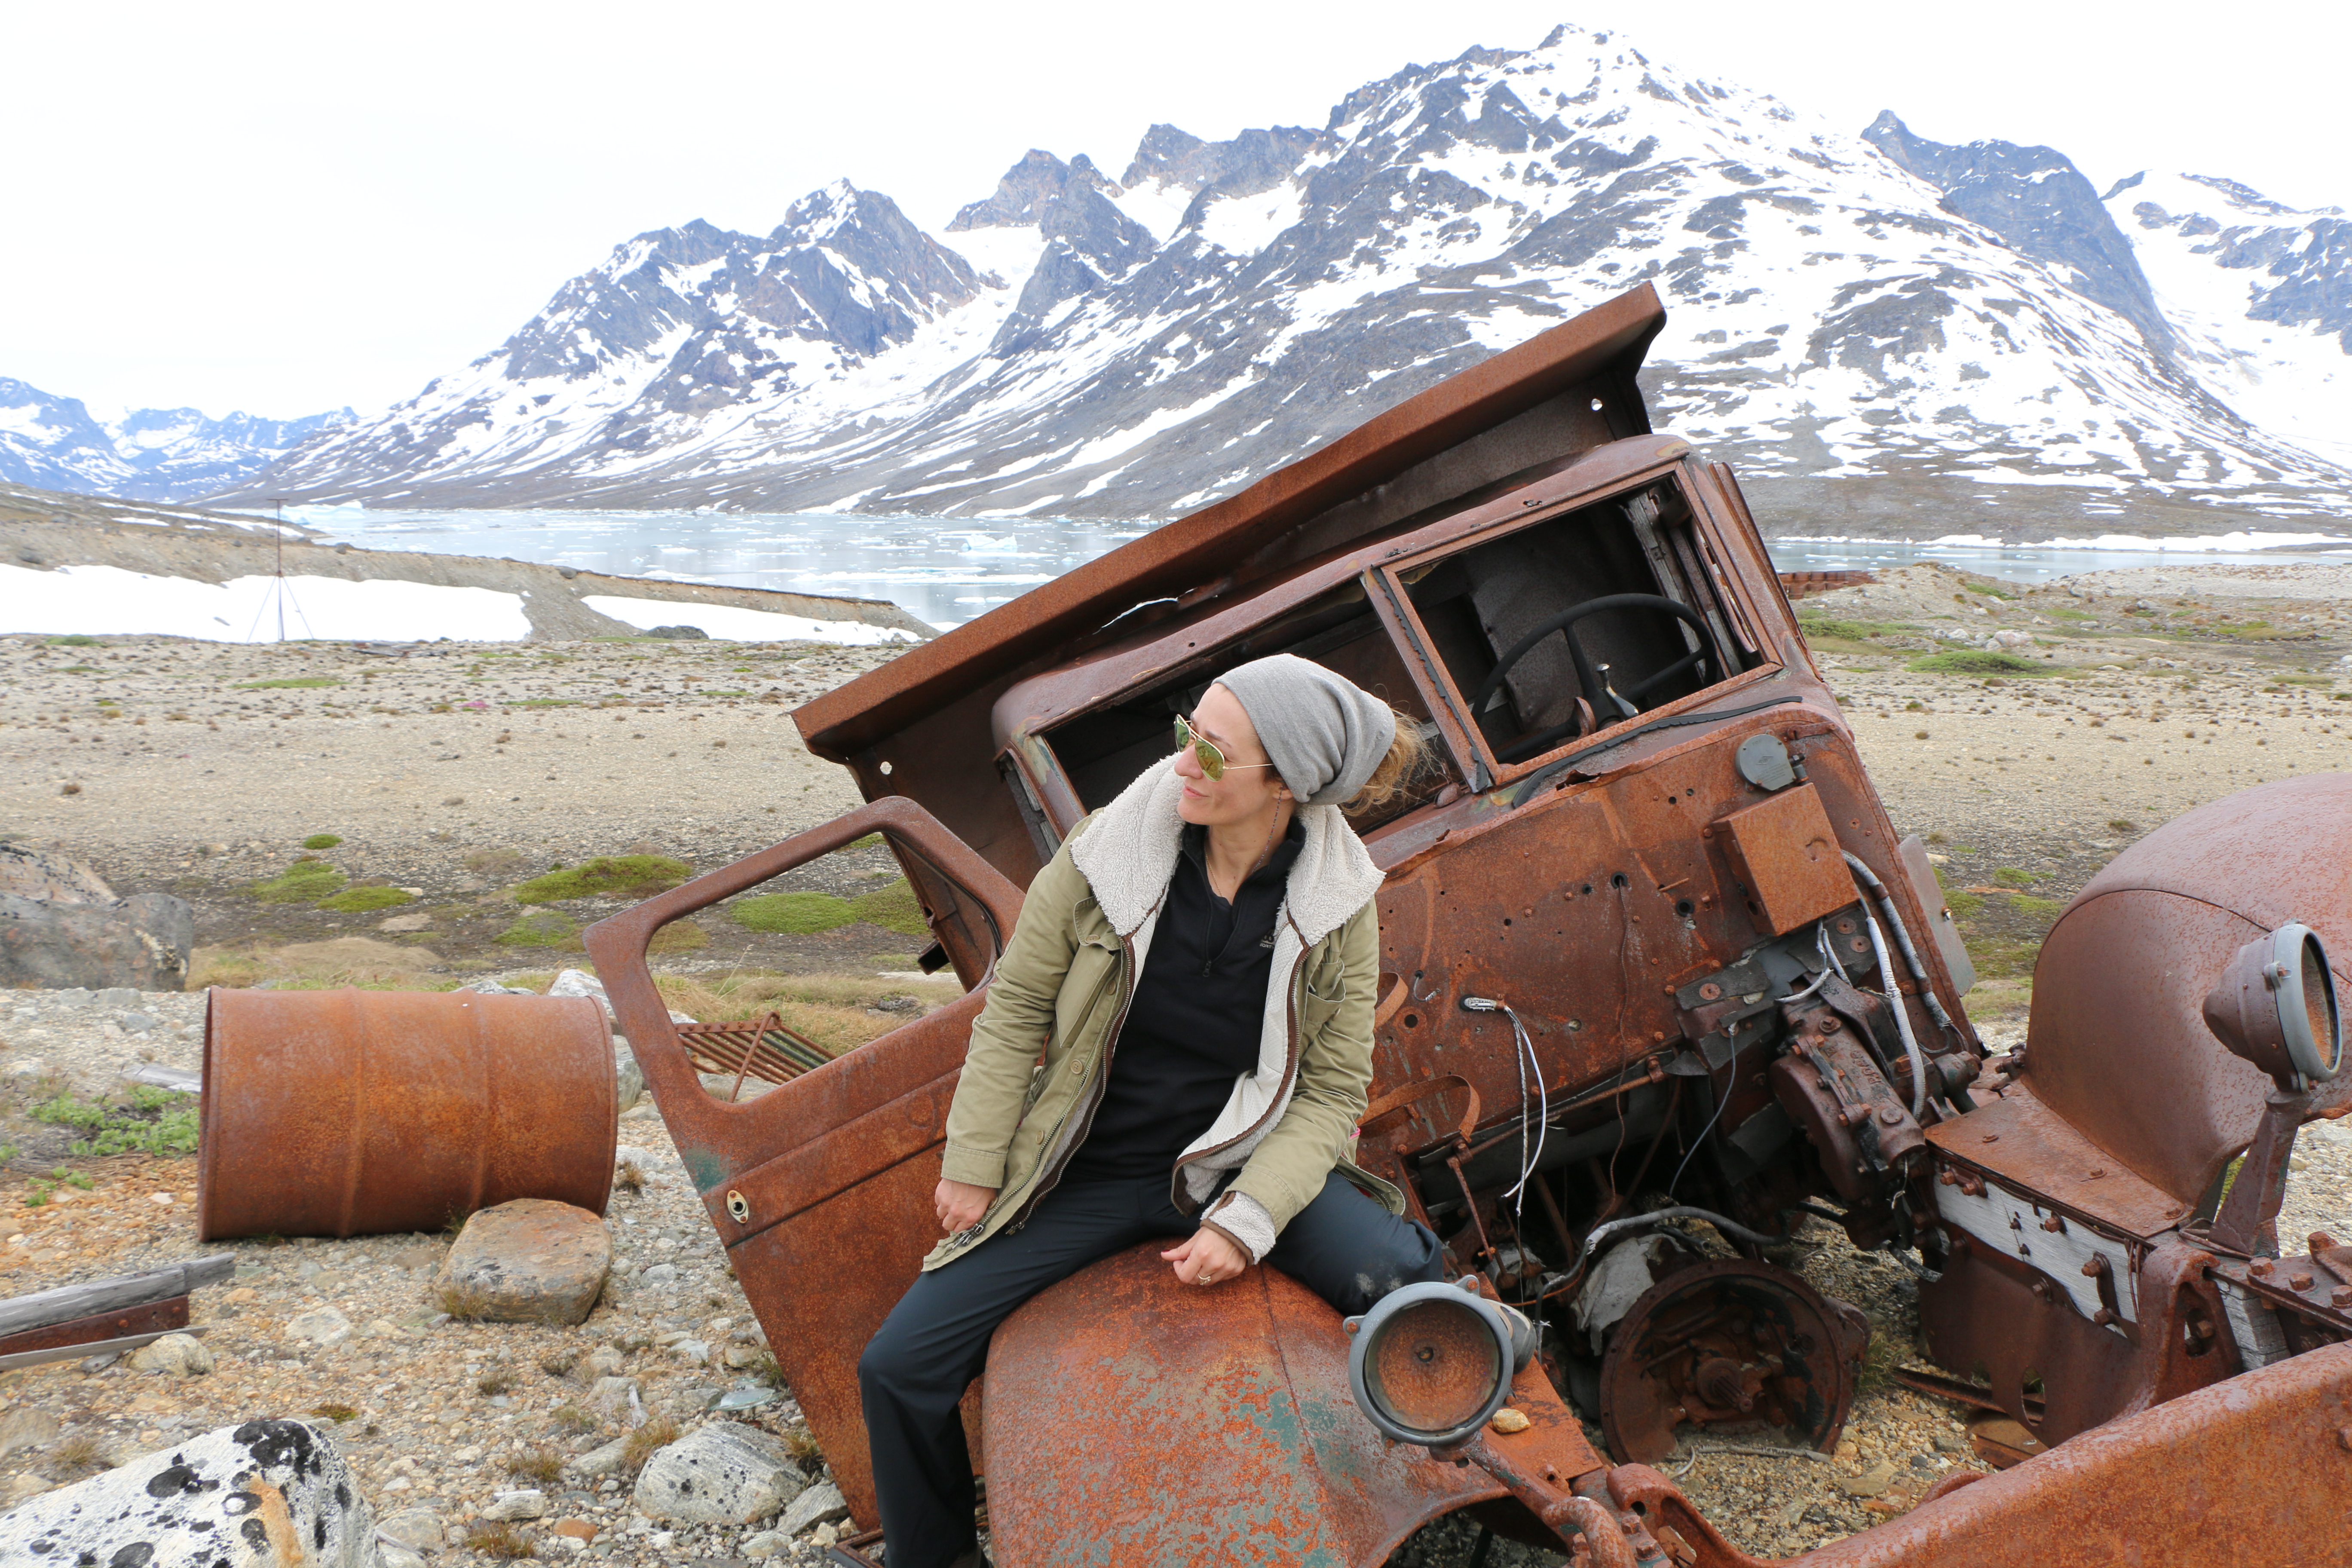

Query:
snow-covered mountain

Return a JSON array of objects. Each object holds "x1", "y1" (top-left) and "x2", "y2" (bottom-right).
[
  {"x1": 0, "y1": 379, "x2": 351, "y2": 502},
  {"x1": 219, "y1": 24, "x2": 2352, "y2": 525}
]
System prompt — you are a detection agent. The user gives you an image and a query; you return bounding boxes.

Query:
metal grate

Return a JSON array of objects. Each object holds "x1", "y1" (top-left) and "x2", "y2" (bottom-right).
[{"x1": 675, "y1": 1013, "x2": 834, "y2": 1101}]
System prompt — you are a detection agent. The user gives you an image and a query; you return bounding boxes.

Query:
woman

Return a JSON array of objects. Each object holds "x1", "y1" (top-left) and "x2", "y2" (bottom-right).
[{"x1": 858, "y1": 653, "x2": 1447, "y2": 1568}]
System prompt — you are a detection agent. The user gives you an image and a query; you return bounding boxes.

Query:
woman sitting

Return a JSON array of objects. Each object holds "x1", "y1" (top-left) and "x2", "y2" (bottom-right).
[{"x1": 858, "y1": 654, "x2": 1448, "y2": 1568}]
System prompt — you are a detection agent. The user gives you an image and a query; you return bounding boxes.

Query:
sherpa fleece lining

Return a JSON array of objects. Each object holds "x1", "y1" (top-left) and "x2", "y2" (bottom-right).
[{"x1": 1067, "y1": 758, "x2": 1384, "y2": 1254}]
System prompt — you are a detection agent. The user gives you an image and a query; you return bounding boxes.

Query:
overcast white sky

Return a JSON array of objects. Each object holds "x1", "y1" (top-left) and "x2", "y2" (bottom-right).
[{"x1": 6, "y1": 0, "x2": 2341, "y2": 420}]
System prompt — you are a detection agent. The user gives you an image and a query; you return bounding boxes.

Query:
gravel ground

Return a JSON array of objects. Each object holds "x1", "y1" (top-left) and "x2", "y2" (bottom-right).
[{"x1": 0, "y1": 563, "x2": 2348, "y2": 1564}]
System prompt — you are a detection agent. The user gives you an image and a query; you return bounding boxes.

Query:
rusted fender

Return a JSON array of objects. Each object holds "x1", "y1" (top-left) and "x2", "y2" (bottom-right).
[
  {"x1": 1607, "y1": 1338, "x2": 2352, "y2": 1567},
  {"x1": 983, "y1": 1244, "x2": 1603, "y2": 1567},
  {"x1": 198, "y1": 987, "x2": 616, "y2": 1240},
  {"x1": 2024, "y1": 772, "x2": 2352, "y2": 1208}
]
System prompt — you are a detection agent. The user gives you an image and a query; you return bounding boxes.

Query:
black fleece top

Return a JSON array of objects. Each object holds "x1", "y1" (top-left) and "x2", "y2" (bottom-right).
[{"x1": 1062, "y1": 819, "x2": 1305, "y2": 1184}]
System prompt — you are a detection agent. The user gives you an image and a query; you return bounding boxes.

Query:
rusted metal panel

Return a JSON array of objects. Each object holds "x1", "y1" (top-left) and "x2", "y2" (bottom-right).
[
  {"x1": 1713, "y1": 783, "x2": 1858, "y2": 938},
  {"x1": 1602, "y1": 1338, "x2": 2352, "y2": 1565},
  {"x1": 0, "y1": 1297, "x2": 189, "y2": 1358},
  {"x1": 197, "y1": 989, "x2": 616, "y2": 1240},
  {"x1": 795, "y1": 285, "x2": 1666, "y2": 770},
  {"x1": 2022, "y1": 772, "x2": 2352, "y2": 1206},
  {"x1": 982, "y1": 1245, "x2": 1601, "y2": 1568},
  {"x1": 585, "y1": 798, "x2": 1028, "y2": 1529},
  {"x1": 1776, "y1": 570, "x2": 1877, "y2": 600}
]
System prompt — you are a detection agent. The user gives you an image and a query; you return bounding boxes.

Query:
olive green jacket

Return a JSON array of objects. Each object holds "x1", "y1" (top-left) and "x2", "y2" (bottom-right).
[{"x1": 925, "y1": 760, "x2": 1401, "y2": 1270}]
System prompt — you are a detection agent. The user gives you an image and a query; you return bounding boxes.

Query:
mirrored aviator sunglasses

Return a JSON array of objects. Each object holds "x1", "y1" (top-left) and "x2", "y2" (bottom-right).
[
  {"x1": 1173, "y1": 715, "x2": 1231, "y2": 780},
  {"x1": 1173, "y1": 715, "x2": 1274, "y2": 782}
]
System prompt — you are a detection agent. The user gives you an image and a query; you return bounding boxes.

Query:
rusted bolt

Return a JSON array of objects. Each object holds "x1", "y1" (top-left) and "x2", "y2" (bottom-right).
[
  {"x1": 1937, "y1": 1168, "x2": 1958, "y2": 1186},
  {"x1": 2310, "y1": 1231, "x2": 2340, "y2": 1256},
  {"x1": 726, "y1": 1190, "x2": 750, "y2": 1223},
  {"x1": 2290, "y1": 1272, "x2": 2315, "y2": 1292},
  {"x1": 1850, "y1": 937, "x2": 1868, "y2": 954},
  {"x1": 2333, "y1": 1286, "x2": 2352, "y2": 1309},
  {"x1": 1878, "y1": 1106, "x2": 1903, "y2": 1126},
  {"x1": 2093, "y1": 1308, "x2": 2118, "y2": 1326},
  {"x1": 2081, "y1": 1257, "x2": 2109, "y2": 1278},
  {"x1": 1699, "y1": 983, "x2": 1723, "y2": 1001},
  {"x1": 2251, "y1": 1259, "x2": 2275, "y2": 1279},
  {"x1": 2040, "y1": 1216, "x2": 2063, "y2": 1232},
  {"x1": 1822, "y1": 1017, "x2": 1841, "y2": 1032}
]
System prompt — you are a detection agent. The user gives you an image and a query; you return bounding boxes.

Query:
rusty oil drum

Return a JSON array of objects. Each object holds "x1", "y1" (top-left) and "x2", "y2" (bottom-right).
[{"x1": 197, "y1": 987, "x2": 618, "y2": 1240}]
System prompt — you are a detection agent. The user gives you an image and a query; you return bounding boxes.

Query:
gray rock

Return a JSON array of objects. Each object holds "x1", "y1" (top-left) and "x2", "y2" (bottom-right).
[
  {"x1": 0, "y1": 845, "x2": 115, "y2": 903},
  {"x1": 484, "y1": 1488, "x2": 548, "y2": 1521},
  {"x1": 583, "y1": 1345, "x2": 627, "y2": 1379},
  {"x1": 0, "y1": 1418, "x2": 372, "y2": 1565},
  {"x1": 126, "y1": 1332, "x2": 215, "y2": 1376},
  {"x1": 119, "y1": 1010, "x2": 159, "y2": 1032},
  {"x1": 285, "y1": 1305, "x2": 353, "y2": 1347},
  {"x1": 639, "y1": 1262, "x2": 678, "y2": 1286},
  {"x1": 570, "y1": 1434, "x2": 634, "y2": 1478},
  {"x1": 588, "y1": 1375, "x2": 645, "y2": 1426},
  {"x1": 779, "y1": 1481, "x2": 849, "y2": 1535},
  {"x1": 646, "y1": 625, "x2": 709, "y2": 640},
  {"x1": 0, "y1": 892, "x2": 195, "y2": 992},
  {"x1": 437, "y1": 1198, "x2": 611, "y2": 1326},
  {"x1": 743, "y1": 1530, "x2": 790, "y2": 1558},
  {"x1": 632, "y1": 1422, "x2": 807, "y2": 1525},
  {"x1": 671, "y1": 1338, "x2": 711, "y2": 1366},
  {"x1": 377, "y1": 1505, "x2": 447, "y2": 1550},
  {"x1": 378, "y1": 1544, "x2": 428, "y2": 1568},
  {"x1": 95, "y1": 987, "x2": 138, "y2": 1008},
  {"x1": 614, "y1": 1047, "x2": 644, "y2": 1111}
]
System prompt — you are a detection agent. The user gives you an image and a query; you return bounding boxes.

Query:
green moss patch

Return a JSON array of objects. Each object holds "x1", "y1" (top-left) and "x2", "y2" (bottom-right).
[
  {"x1": 236, "y1": 676, "x2": 342, "y2": 690},
  {"x1": 729, "y1": 891, "x2": 855, "y2": 934},
  {"x1": 47, "y1": 634, "x2": 101, "y2": 647},
  {"x1": 648, "y1": 919, "x2": 709, "y2": 954},
  {"x1": 302, "y1": 833, "x2": 343, "y2": 850},
  {"x1": 495, "y1": 910, "x2": 582, "y2": 949},
  {"x1": 850, "y1": 878, "x2": 930, "y2": 937},
  {"x1": 1907, "y1": 650, "x2": 2042, "y2": 676},
  {"x1": 318, "y1": 885, "x2": 416, "y2": 913},
  {"x1": 247, "y1": 859, "x2": 347, "y2": 903},
  {"x1": 32, "y1": 1086, "x2": 199, "y2": 1157},
  {"x1": 513, "y1": 854, "x2": 693, "y2": 904}
]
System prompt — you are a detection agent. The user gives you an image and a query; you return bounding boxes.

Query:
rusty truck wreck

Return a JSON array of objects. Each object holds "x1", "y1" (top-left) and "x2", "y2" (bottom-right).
[{"x1": 586, "y1": 283, "x2": 2352, "y2": 1566}]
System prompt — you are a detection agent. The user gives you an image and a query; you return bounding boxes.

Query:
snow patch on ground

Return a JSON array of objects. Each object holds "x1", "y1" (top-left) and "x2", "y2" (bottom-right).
[
  {"x1": 0, "y1": 564, "x2": 530, "y2": 641},
  {"x1": 578, "y1": 594, "x2": 922, "y2": 643}
]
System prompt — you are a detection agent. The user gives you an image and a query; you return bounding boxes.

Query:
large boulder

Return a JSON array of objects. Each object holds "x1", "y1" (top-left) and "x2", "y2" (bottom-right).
[
  {"x1": 437, "y1": 1198, "x2": 611, "y2": 1326},
  {"x1": 0, "y1": 855, "x2": 194, "y2": 991},
  {"x1": 632, "y1": 1422, "x2": 807, "y2": 1525},
  {"x1": 0, "y1": 1418, "x2": 374, "y2": 1566},
  {"x1": 0, "y1": 844, "x2": 116, "y2": 902}
]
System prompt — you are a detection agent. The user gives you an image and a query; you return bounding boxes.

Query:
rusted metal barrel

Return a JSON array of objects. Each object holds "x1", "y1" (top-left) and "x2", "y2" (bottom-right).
[{"x1": 198, "y1": 988, "x2": 617, "y2": 1240}]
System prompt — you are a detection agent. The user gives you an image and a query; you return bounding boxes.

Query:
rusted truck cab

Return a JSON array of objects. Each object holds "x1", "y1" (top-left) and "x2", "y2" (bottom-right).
[{"x1": 588, "y1": 283, "x2": 2352, "y2": 1566}]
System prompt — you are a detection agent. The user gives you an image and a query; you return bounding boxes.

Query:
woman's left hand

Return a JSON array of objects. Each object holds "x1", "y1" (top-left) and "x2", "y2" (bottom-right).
[{"x1": 1161, "y1": 1227, "x2": 1249, "y2": 1288}]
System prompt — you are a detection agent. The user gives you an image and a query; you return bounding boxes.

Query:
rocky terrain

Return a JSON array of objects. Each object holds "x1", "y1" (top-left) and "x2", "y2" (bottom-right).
[
  {"x1": 0, "y1": 558, "x2": 2345, "y2": 1563},
  {"x1": 211, "y1": 25, "x2": 2351, "y2": 529}
]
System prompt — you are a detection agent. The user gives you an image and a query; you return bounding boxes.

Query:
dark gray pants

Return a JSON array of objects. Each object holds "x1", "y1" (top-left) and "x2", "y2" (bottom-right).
[{"x1": 857, "y1": 1170, "x2": 1445, "y2": 1568}]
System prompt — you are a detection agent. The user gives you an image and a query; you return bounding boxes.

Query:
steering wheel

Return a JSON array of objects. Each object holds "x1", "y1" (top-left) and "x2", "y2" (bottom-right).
[{"x1": 1470, "y1": 594, "x2": 1718, "y2": 763}]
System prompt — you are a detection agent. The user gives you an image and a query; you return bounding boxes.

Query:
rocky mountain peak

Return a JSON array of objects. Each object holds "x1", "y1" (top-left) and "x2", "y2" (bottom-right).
[
  {"x1": 1863, "y1": 111, "x2": 2170, "y2": 349},
  {"x1": 949, "y1": 151, "x2": 1121, "y2": 231},
  {"x1": 211, "y1": 25, "x2": 2351, "y2": 523}
]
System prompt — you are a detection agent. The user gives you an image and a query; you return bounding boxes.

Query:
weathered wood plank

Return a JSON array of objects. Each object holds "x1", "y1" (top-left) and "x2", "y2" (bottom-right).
[{"x1": 0, "y1": 1254, "x2": 233, "y2": 1338}]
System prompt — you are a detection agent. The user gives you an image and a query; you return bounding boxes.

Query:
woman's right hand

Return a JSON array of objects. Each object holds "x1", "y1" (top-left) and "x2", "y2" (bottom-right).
[{"x1": 934, "y1": 1178, "x2": 997, "y2": 1235}]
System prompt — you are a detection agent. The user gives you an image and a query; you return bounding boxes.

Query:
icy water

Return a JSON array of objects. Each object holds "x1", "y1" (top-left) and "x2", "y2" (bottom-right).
[{"x1": 287, "y1": 505, "x2": 2352, "y2": 631}]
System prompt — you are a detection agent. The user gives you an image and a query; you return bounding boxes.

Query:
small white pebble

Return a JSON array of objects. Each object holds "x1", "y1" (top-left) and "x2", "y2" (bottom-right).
[{"x1": 148, "y1": 1192, "x2": 174, "y2": 1206}]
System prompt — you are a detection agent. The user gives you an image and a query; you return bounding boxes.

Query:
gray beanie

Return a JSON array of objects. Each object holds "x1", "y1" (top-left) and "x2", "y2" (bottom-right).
[{"x1": 1216, "y1": 654, "x2": 1397, "y2": 808}]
